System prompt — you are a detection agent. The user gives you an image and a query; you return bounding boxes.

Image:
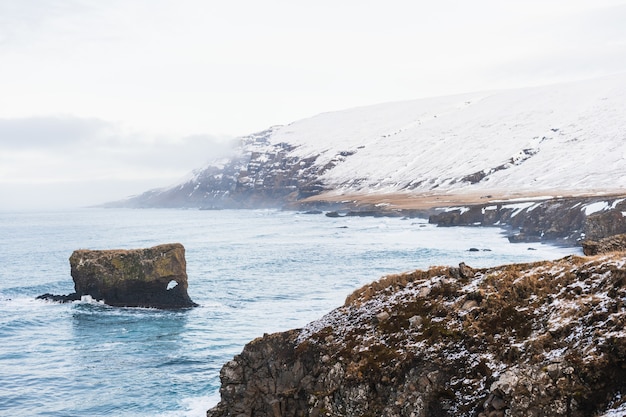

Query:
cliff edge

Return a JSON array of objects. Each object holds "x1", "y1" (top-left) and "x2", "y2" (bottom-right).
[{"x1": 208, "y1": 252, "x2": 626, "y2": 416}]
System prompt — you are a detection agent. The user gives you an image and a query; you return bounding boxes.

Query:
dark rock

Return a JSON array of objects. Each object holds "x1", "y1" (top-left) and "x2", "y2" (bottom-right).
[
  {"x1": 508, "y1": 233, "x2": 542, "y2": 243},
  {"x1": 36, "y1": 293, "x2": 81, "y2": 303},
  {"x1": 346, "y1": 209, "x2": 404, "y2": 218},
  {"x1": 429, "y1": 196, "x2": 626, "y2": 245},
  {"x1": 325, "y1": 211, "x2": 344, "y2": 218},
  {"x1": 462, "y1": 148, "x2": 538, "y2": 185},
  {"x1": 458, "y1": 262, "x2": 475, "y2": 279},
  {"x1": 38, "y1": 243, "x2": 197, "y2": 309},
  {"x1": 430, "y1": 206, "x2": 485, "y2": 227},
  {"x1": 582, "y1": 233, "x2": 626, "y2": 255},
  {"x1": 584, "y1": 209, "x2": 626, "y2": 240},
  {"x1": 469, "y1": 247, "x2": 480, "y2": 252}
]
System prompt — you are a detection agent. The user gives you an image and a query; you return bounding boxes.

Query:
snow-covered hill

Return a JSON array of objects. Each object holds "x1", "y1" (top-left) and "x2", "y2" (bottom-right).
[{"x1": 114, "y1": 74, "x2": 626, "y2": 208}]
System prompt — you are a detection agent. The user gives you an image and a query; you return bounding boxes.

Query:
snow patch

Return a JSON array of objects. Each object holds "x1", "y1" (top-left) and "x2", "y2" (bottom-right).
[
  {"x1": 443, "y1": 206, "x2": 470, "y2": 215},
  {"x1": 583, "y1": 201, "x2": 610, "y2": 215}
]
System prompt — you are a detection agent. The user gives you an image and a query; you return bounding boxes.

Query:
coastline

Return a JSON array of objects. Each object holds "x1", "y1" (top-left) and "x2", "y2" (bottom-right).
[
  {"x1": 204, "y1": 189, "x2": 626, "y2": 413},
  {"x1": 293, "y1": 189, "x2": 626, "y2": 246}
]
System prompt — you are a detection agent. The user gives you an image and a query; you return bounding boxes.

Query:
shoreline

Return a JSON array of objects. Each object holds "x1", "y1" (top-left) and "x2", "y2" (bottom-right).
[{"x1": 292, "y1": 189, "x2": 626, "y2": 246}]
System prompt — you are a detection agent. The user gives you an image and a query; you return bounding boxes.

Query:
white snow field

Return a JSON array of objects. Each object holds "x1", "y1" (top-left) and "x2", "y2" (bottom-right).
[{"x1": 247, "y1": 73, "x2": 626, "y2": 198}]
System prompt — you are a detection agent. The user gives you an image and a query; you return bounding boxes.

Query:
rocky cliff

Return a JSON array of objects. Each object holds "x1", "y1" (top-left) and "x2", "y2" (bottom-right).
[
  {"x1": 428, "y1": 195, "x2": 626, "y2": 245},
  {"x1": 207, "y1": 252, "x2": 626, "y2": 417}
]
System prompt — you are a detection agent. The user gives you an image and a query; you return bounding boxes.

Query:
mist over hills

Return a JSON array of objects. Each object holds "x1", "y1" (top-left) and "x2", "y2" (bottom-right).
[{"x1": 110, "y1": 74, "x2": 626, "y2": 209}]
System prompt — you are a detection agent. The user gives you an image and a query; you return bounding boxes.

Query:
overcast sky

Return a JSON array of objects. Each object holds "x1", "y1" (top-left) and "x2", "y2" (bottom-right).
[{"x1": 2, "y1": 0, "x2": 626, "y2": 209}]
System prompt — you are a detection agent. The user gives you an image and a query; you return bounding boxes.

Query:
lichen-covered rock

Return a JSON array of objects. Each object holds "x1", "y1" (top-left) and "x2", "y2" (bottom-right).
[
  {"x1": 208, "y1": 253, "x2": 626, "y2": 417},
  {"x1": 70, "y1": 243, "x2": 197, "y2": 308},
  {"x1": 39, "y1": 243, "x2": 197, "y2": 308}
]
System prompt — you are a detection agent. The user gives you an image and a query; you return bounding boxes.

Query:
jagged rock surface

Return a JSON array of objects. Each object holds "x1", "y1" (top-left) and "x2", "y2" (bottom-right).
[
  {"x1": 38, "y1": 243, "x2": 197, "y2": 308},
  {"x1": 208, "y1": 254, "x2": 626, "y2": 417}
]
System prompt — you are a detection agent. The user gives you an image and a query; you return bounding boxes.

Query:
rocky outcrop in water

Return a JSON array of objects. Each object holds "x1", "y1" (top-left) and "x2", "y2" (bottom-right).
[
  {"x1": 207, "y1": 253, "x2": 626, "y2": 417},
  {"x1": 38, "y1": 243, "x2": 197, "y2": 308}
]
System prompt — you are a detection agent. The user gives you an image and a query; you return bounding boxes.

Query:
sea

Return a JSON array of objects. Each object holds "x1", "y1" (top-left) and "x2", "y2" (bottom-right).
[{"x1": 0, "y1": 208, "x2": 579, "y2": 417}]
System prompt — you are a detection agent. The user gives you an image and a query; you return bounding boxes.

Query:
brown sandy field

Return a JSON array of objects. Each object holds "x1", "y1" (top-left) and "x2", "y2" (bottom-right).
[{"x1": 300, "y1": 188, "x2": 626, "y2": 210}]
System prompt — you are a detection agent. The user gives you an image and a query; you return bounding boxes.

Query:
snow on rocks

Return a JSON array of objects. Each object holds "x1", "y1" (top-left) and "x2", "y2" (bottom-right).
[{"x1": 208, "y1": 252, "x2": 626, "y2": 417}]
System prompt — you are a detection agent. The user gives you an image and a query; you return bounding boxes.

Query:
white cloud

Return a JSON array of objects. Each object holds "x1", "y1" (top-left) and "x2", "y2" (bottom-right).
[{"x1": 0, "y1": 116, "x2": 234, "y2": 209}]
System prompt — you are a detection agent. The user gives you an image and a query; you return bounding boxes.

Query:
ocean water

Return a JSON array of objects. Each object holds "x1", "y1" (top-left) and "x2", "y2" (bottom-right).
[{"x1": 0, "y1": 208, "x2": 579, "y2": 416}]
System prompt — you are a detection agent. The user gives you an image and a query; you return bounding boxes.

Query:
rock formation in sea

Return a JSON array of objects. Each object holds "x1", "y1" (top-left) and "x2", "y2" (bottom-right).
[
  {"x1": 38, "y1": 243, "x2": 197, "y2": 309},
  {"x1": 207, "y1": 252, "x2": 626, "y2": 417}
]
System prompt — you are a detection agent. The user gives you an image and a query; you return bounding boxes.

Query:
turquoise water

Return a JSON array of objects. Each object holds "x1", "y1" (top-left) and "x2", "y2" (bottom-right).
[{"x1": 0, "y1": 209, "x2": 578, "y2": 416}]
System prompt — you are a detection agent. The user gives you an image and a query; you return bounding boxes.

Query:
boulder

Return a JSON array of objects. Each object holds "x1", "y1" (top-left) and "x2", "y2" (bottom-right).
[
  {"x1": 38, "y1": 243, "x2": 197, "y2": 309},
  {"x1": 582, "y1": 233, "x2": 626, "y2": 255},
  {"x1": 584, "y1": 209, "x2": 626, "y2": 240}
]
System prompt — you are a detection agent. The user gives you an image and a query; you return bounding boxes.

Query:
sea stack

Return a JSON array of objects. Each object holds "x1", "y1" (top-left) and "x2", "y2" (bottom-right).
[{"x1": 39, "y1": 243, "x2": 198, "y2": 308}]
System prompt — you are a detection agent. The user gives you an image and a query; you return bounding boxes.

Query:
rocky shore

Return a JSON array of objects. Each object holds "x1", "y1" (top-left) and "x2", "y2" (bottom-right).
[
  {"x1": 203, "y1": 193, "x2": 626, "y2": 416},
  {"x1": 296, "y1": 193, "x2": 626, "y2": 246},
  {"x1": 428, "y1": 195, "x2": 626, "y2": 245},
  {"x1": 207, "y1": 248, "x2": 626, "y2": 416}
]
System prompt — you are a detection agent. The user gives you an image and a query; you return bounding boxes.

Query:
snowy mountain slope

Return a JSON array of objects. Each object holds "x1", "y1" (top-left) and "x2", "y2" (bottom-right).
[
  {"x1": 272, "y1": 73, "x2": 626, "y2": 195},
  {"x1": 114, "y1": 73, "x2": 626, "y2": 208}
]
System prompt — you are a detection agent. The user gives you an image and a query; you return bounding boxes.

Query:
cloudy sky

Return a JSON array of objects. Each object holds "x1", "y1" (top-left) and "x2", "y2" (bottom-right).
[{"x1": 2, "y1": 0, "x2": 626, "y2": 209}]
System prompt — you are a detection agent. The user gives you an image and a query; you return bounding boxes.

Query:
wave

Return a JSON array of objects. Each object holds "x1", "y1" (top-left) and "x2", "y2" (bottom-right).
[{"x1": 155, "y1": 394, "x2": 219, "y2": 417}]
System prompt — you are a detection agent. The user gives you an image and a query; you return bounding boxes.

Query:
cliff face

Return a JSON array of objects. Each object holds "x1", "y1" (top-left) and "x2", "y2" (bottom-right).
[
  {"x1": 208, "y1": 253, "x2": 626, "y2": 417},
  {"x1": 428, "y1": 196, "x2": 626, "y2": 244}
]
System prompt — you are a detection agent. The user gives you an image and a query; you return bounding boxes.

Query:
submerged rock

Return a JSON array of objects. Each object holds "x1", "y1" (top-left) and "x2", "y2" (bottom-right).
[
  {"x1": 208, "y1": 253, "x2": 626, "y2": 417},
  {"x1": 38, "y1": 243, "x2": 197, "y2": 309}
]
